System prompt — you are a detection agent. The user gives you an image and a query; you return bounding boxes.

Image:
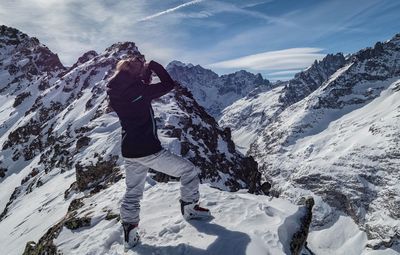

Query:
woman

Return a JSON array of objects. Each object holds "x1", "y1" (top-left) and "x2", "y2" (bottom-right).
[{"x1": 107, "y1": 56, "x2": 211, "y2": 249}]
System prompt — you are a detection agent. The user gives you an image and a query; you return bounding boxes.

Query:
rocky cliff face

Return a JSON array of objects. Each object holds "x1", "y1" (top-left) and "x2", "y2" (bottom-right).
[
  {"x1": 249, "y1": 34, "x2": 400, "y2": 249},
  {"x1": 278, "y1": 53, "x2": 346, "y2": 106},
  {"x1": 0, "y1": 25, "x2": 262, "y2": 254},
  {"x1": 166, "y1": 60, "x2": 271, "y2": 118},
  {"x1": 219, "y1": 53, "x2": 346, "y2": 153}
]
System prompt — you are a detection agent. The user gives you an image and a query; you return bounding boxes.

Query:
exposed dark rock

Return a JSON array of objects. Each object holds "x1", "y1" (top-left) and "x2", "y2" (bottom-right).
[
  {"x1": 13, "y1": 91, "x2": 31, "y2": 107},
  {"x1": 75, "y1": 154, "x2": 120, "y2": 191},
  {"x1": 21, "y1": 168, "x2": 39, "y2": 185},
  {"x1": 0, "y1": 167, "x2": 6, "y2": 178},
  {"x1": 67, "y1": 50, "x2": 98, "y2": 72},
  {"x1": 105, "y1": 211, "x2": 120, "y2": 221},
  {"x1": 68, "y1": 198, "x2": 85, "y2": 212},
  {"x1": 3, "y1": 119, "x2": 41, "y2": 150},
  {"x1": 150, "y1": 171, "x2": 177, "y2": 183},
  {"x1": 64, "y1": 182, "x2": 79, "y2": 200},
  {"x1": 279, "y1": 53, "x2": 346, "y2": 106},
  {"x1": 0, "y1": 25, "x2": 65, "y2": 74},
  {"x1": 22, "y1": 241, "x2": 38, "y2": 255},
  {"x1": 291, "y1": 197, "x2": 315, "y2": 255},
  {"x1": 0, "y1": 187, "x2": 21, "y2": 221},
  {"x1": 22, "y1": 219, "x2": 64, "y2": 255},
  {"x1": 261, "y1": 182, "x2": 272, "y2": 195},
  {"x1": 75, "y1": 136, "x2": 91, "y2": 151},
  {"x1": 171, "y1": 83, "x2": 262, "y2": 193},
  {"x1": 366, "y1": 233, "x2": 400, "y2": 250},
  {"x1": 64, "y1": 216, "x2": 91, "y2": 230}
]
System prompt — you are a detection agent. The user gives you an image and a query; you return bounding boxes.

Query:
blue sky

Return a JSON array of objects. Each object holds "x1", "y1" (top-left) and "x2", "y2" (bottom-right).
[{"x1": 1, "y1": 0, "x2": 399, "y2": 80}]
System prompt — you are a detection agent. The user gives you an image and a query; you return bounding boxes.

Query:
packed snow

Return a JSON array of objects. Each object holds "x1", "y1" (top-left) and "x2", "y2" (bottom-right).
[{"x1": 53, "y1": 177, "x2": 305, "y2": 255}]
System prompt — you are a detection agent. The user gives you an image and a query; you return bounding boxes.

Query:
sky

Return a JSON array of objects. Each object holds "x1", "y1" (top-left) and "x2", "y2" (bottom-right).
[{"x1": 1, "y1": 0, "x2": 399, "y2": 80}]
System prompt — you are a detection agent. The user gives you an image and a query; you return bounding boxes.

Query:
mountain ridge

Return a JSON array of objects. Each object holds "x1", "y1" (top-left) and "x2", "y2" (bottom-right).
[{"x1": 166, "y1": 60, "x2": 271, "y2": 118}]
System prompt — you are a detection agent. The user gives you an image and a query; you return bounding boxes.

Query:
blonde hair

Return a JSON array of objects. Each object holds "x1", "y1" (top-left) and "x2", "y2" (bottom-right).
[{"x1": 111, "y1": 56, "x2": 145, "y2": 80}]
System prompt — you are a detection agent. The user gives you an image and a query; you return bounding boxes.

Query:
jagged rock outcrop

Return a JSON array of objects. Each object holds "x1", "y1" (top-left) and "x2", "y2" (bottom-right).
[
  {"x1": 167, "y1": 84, "x2": 261, "y2": 192},
  {"x1": 0, "y1": 25, "x2": 64, "y2": 95},
  {"x1": 290, "y1": 197, "x2": 315, "y2": 255},
  {"x1": 279, "y1": 53, "x2": 346, "y2": 106}
]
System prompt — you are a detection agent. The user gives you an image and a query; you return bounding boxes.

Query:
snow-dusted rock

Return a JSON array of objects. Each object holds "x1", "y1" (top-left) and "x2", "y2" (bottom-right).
[{"x1": 166, "y1": 60, "x2": 271, "y2": 118}]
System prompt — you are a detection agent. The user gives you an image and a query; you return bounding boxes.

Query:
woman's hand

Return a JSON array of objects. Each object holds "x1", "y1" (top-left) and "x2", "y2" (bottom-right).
[{"x1": 142, "y1": 62, "x2": 152, "y2": 85}]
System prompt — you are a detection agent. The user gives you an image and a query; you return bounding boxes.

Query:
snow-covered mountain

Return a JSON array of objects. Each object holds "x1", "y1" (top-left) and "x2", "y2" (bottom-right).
[
  {"x1": 219, "y1": 53, "x2": 346, "y2": 153},
  {"x1": 248, "y1": 34, "x2": 400, "y2": 252},
  {"x1": 0, "y1": 25, "x2": 300, "y2": 255},
  {"x1": 2, "y1": 23, "x2": 398, "y2": 254},
  {"x1": 166, "y1": 60, "x2": 271, "y2": 118}
]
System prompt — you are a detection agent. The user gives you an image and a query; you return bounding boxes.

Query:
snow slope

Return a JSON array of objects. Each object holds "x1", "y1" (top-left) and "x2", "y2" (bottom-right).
[
  {"x1": 219, "y1": 86, "x2": 285, "y2": 154},
  {"x1": 249, "y1": 34, "x2": 400, "y2": 251},
  {"x1": 52, "y1": 178, "x2": 307, "y2": 255}
]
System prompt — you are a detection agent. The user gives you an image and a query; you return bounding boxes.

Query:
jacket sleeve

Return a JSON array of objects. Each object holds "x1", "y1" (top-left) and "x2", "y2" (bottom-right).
[{"x1": 142, "y1": 60, "x2": 175, "y2": 100}]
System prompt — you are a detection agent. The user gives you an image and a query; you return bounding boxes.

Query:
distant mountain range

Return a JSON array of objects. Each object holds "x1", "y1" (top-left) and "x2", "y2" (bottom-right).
[{"x1": 166, "y1": 60, "x2": 271, "y2": 118}]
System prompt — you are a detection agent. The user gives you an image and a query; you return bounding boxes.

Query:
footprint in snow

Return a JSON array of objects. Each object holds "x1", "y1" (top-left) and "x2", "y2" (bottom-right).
[{"x1": 158, "y1": 223, "x2": 186, "y2": 237}]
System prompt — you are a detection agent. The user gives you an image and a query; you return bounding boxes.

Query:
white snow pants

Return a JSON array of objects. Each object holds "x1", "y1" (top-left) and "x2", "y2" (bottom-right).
[{"x1": 120, "y1": 149, "x2": 200, "y2": 224}]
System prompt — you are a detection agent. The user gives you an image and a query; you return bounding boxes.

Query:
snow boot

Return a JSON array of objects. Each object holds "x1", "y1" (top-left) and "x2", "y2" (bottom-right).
[
  {"x1": 123, "y1": 222, "x2": 140, "y2": 249},
  {"x1": 180, "y1": 199, "x2": 211, "y2": 220}
]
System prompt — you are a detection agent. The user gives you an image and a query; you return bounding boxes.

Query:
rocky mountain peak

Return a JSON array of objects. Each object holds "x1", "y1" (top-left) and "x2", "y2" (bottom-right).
[
  {"x1": 166, "y1": 60, "x2": 195, "y2": 69},
  {"x1": 0, "y1": 25, "x2": 39, "y2": 49},
  {"x1": 166, "y1": 61, "x2": 271, "y2": 118},
  {"x1": 350, "y1": 33, "x2": 400, "y2": 64},
  {"x1": 69, "y1": 50, "x2": 98, "y2": 68},
  {"x1": 0, "y1": 25, "x2": 64, "y2": 76},
  {"x1": 167, "y1": 60, "x2": 218, "y2": 80},
  {"x1": 103, "y1": 41, "x2": 140, "y2": 58},
  {"x1": 296, "y1": 53, "x2": 346, "y2": 79},
  {"x1": 222, "y1": 69, "x2": 266, "y2": 83},
  {"x1": 279, "y1": 52, "x2": 346, "y2": 106}
]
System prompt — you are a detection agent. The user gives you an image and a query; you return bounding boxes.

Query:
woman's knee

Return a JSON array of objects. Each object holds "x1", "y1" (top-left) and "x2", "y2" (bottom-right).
[{"x1": 181, "y1": 166, "x2": 199, "y2": 183}]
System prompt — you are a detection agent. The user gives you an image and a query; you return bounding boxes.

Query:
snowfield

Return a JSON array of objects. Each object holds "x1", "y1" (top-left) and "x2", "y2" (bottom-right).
[{"x1": 53, "y1": 178, "x2": 305, "y2": 255}]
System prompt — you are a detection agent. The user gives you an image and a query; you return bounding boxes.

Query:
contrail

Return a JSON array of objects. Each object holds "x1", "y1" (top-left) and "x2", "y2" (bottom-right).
[{"x1": 138, "y1": 0, "x2": 205, "y2": 22}]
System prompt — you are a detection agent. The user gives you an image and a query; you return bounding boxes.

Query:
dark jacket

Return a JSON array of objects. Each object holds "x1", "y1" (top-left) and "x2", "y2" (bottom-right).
[{"x1": 107, "y1": 60, "x2": 175, "y2": 158}]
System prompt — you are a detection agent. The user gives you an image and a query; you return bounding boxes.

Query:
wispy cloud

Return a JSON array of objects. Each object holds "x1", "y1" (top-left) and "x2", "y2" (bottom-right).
[
  {"x1": 240, "y1": 1, "x2": 272, "y2": 9},
  {"x1": 138, "y1": 0, "x2": 205, "y2": 22},
  {"x1": 197, "y1": 1, "x2": 294, "y2": 26},
  {"x1": 1, "y1": 0, "x2": 399, "y2": 80},
  {"x1": 0, "y1": 0, "x2": 184, "y2": 65},
  {"x1": 267, "y1": 69, "x2": 304, "y2": 76},
  {"x1": 208, "y1": 48, "x2": 325, "y2": 71}
]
